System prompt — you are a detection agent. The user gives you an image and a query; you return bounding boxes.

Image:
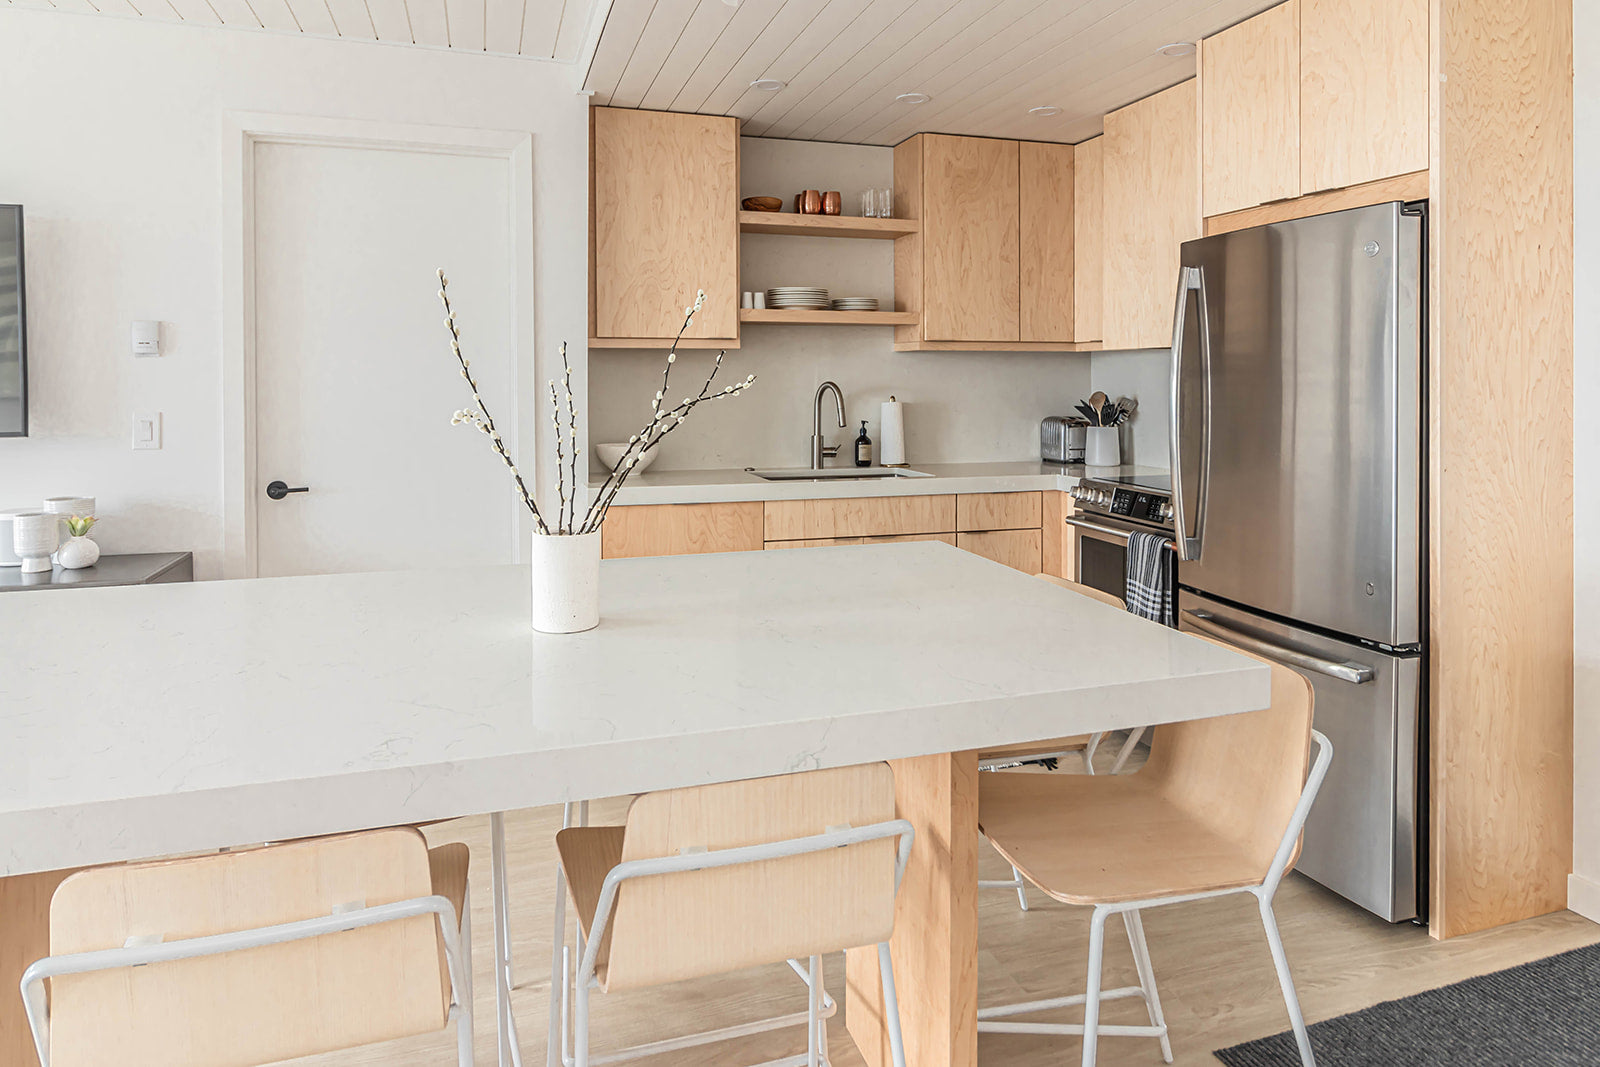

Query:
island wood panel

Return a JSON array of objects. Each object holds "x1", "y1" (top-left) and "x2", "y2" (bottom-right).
[
  {"x1": 599, "y1": 502, "x2": 765, "y2": 559},
  {"x1": 590, "y1": 107, "x2": 739, "y2": 342},
  {"x1": 1072, "y1": 136, "x2": 1104, "y2": 343},
  {"x1": 920, "y1": 135, "x2": 1020, "y2": 343},
  {"x1": 765, "y1": 532, "x2": 957, "y2": 550},
  {"x1": 1428, "y1": 0, "x2": 1572, "y2": 939},
  {"x1": 955, "y1": 491, "x2": 1042, "y2": 533},
  {"x1": 1204, "y1": 170, "x2": 1429, "y2": 236},
  {"x1": 1018, "y1": 141, "x2": 1075, "y2": 343},
  {"x1": 957, "y1": 530, "x2": 1043, "y2": 574},
  {"x1": 763, "y1": 495, "x2": 956, "y2": 542},
  {"x1": 2, "y1": 869, "x2": 79, "y2": 1067},
  {"x1": 892, "y1": 136, "x2": 925, "y2": 350},
  {"x1": 1199, "y1": 0, "x2": 1300, "y2": 216},
  {"x1": 1300, "y1": 0, "x2": 1429, "y2": 195},
  {"x1": 1102, "y1": 80, "x2": 1201, "y2": 350},
  {"x1": 845, "y1": 751, "x2": 979, "y2": 1067}
]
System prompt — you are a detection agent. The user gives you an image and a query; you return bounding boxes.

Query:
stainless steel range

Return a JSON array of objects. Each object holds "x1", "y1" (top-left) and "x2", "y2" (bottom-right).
[{"x1": 1065, "y1": 474, "x2": 1176, "y2": 606}]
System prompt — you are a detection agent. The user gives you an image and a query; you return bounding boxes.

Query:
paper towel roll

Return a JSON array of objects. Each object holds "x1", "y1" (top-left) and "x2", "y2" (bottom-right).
[{"x1": 880, "y1": 397, "x2": 906, "y2": 466}]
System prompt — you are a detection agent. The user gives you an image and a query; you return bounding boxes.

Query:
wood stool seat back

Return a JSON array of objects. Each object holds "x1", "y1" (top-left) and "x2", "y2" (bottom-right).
[
  {"x1": 1145, "y1": 634, "x2": 1315, "y2": 878},
  {"x1": 599, "y1": 763, "x2": 898, "y2": 992},
  {"x1": 1035, "y1": 572, "x2": 1127, "y2": 610},
  {"x1": 45, "y1": 828, "x2": 452, "y2": 1067}
]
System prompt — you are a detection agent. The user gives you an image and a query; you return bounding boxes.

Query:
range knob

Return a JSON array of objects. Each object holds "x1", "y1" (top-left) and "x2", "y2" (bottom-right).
[{"x1": 1069, "y1": 484, "x2": 1088, "y2": 501}]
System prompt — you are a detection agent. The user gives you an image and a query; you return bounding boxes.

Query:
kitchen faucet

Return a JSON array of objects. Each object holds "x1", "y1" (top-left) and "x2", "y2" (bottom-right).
[{"x1": 811, "y1": 381, "x2": 846, "y2": 469}]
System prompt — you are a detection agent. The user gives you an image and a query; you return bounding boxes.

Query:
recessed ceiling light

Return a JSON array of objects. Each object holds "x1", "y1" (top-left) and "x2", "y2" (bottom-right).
[
  {"x1": 750, "y1": 78, "x2": 786, "y2": 91},
  {"x1": 1028, "y1": 105, "x2": 1064, "y2": 117},
  {"x1": 1156, "y1": 41, "x2": 1196, "y2": 57},
  {"x1": 895, "y1": 92, "x2": 931, "y2": 105}
]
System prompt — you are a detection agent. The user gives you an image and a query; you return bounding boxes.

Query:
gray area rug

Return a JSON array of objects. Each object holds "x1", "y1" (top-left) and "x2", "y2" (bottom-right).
[{"x1": 1213, "y1": 943, "x2": 1600, "y2": 1066}]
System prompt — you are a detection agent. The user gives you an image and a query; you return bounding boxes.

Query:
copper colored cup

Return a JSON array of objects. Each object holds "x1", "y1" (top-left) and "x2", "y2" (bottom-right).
[
  {"x1": 800, "y1": 190, "x2": 823, "y2": 214},
  {"x1": 822, "y1": 191, "x2": 842, "y2": 215}
]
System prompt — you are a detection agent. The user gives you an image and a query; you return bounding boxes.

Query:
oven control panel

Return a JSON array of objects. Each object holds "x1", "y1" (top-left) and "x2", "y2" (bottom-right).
[{"x1": 1109, "y1": 489, "x2": 1172, "y2": 524}]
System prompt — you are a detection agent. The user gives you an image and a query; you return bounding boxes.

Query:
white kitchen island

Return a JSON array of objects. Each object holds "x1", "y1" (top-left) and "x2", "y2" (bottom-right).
[{"x1": 0, "y1": 541, "x2": 1269, "y2": 1067}]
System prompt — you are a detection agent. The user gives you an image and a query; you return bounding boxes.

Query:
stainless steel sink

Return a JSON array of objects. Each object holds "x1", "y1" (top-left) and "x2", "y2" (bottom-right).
[{"x1": 749, "y1": 467, "x2": 934, "y2": 481}]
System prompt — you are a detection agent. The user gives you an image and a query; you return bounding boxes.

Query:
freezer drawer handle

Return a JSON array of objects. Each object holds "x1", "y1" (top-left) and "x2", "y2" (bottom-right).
[{"x1": 1183, "y1": 610, "x2": 1376, "y2": 685}]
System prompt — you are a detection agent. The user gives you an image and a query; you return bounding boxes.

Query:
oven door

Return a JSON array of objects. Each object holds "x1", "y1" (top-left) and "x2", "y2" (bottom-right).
[{"x1": 1067, "y1": 511, "x2": 1172, "y2": 601}]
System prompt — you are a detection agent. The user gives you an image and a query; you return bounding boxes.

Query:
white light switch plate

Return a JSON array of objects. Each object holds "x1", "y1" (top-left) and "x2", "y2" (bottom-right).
[{"x1": 132, "y1": 411, "x2": 162, "y2": 450}]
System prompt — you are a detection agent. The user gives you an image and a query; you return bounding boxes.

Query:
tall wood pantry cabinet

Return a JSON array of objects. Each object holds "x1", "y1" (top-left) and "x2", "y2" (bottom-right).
[{"x1": 589, "y1": 107, "x2": 740, "y2": 348}]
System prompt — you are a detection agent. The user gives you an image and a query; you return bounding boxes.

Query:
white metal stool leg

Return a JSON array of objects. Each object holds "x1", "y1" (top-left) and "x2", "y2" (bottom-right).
[
  {"x1": 459, "y1": 883, "x2": 477, "y2": 1067},
  {"x1": 491, "y1": 811, "x2": 525, "y2": 1067},
  {"x1": 1108, "y1": 727, "x2": 1146, "y2": 775},
  {"x1": 877, "y1": 941, "x2": 908, "y2": 1067},
  {"x1": 1121, "y1": 909, "x2": 1172, "y2": 1063},
  {"x1": 1259, "y1": 896, "x2": 1316, "y2": 1067},
  {"x1": 547, "y1": 802, "x2": 577, "y2": 1067},
  {"x1": 1083, "y1": 731, "x2": 1103, "y2": 773},
  {"x1": 1011, "y1": 866, "x2": 1030, "y2": 911},
  {"x1": 1081, "y1": 905, "x2": 1108, "y2": 1067}
]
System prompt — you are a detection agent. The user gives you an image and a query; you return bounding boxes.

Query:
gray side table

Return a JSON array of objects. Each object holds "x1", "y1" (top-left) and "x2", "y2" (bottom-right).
[{"x1": 0, "y1": 552, "x2": 194, "y2": 591}]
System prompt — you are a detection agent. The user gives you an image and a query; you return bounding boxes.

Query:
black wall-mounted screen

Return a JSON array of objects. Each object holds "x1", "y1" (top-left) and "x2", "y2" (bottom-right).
[{"x1": 0, "y1": 205, "x2": 26, "y2": 438}]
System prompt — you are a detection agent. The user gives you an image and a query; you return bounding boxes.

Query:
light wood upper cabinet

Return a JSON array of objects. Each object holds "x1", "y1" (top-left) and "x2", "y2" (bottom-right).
[
  {"x1": 1019, "y1": 142, "x2": 1075, "y2": 343},
  {"x1": 921, "y1": 135, "x2": 1020, "y2": 343},
  {"x1": 1300, "y1": 0, "x2": 1429, "y2": 194},
  {"x1": 590, "y1": 107, "x2": 739, "y2": 345},
  {"x1": 1072, "y1": 137, "x2": 1103, "y2": 344},
  {"x1": 1200, "y1": 2, "x2": 1300, "y2": 216},
  {"x1": 1102, "y1": 80, "x2": 1201, "y2": 350}
]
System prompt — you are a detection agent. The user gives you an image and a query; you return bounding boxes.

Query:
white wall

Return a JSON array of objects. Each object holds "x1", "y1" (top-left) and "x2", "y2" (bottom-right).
[
  {"x1": 1090, "y1": 348, "x2": 1170, "y2": 468},
  {"x1": 1570, "y1": 3, "x2": 1600, "y2": 920},
  {"x1": 587, "y1": 138, "x2": 1099, "y2": 471},
  {"x1": 0, "y1": 10, "x2": 589, "y2": 577}
]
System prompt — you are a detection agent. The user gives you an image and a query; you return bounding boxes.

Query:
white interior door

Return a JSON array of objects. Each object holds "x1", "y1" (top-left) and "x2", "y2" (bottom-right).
[{"x1": 251, "y1": 139, "x2": 519, "y2": 577}]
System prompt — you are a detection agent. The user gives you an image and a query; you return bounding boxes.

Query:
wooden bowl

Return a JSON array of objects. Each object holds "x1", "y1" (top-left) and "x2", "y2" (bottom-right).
[{"x1": 742, "y1": 196, "x2": 783, "y2": 212}]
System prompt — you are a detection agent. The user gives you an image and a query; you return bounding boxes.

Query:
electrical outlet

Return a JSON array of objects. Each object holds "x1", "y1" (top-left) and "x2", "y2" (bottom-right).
[{"x1": 132, "y1": 412, "x2": 162, "y2": 450}]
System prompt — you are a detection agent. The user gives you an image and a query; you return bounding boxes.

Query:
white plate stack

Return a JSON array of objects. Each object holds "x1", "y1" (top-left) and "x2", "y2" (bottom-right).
[
  {"x1": 766, "y1": 287, "x2": 830, "y2": 310},
  {"x1": 831, "y1": 297, "x2": 879, "y2": 312}
]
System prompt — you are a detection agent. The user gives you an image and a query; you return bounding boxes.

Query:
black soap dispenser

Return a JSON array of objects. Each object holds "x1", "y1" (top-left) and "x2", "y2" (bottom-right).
[{"x1": 855, "y1": 420, "x2": 872, "y2": 467}]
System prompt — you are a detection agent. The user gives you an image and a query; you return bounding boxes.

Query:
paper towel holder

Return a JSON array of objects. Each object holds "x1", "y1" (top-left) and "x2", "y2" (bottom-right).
[{"x1": 880, "y1": 395, "x2": 909, "y2": 468}]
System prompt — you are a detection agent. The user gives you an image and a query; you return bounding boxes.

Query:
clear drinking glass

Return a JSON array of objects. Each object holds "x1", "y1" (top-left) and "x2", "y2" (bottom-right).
[
  {"x1": 860, "y1": 190, "x2": 877, "y2": 218},
  {"x1": 877, "y1": 187, "x2": 893, "y2": 219}
]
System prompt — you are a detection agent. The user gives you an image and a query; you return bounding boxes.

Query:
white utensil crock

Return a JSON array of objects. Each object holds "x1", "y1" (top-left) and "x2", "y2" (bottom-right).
[
  {"x1": 530, "y1": 531, "x2": 601, "y2": 633},
  {"x1": 1085, "y1": 426, "x2": 1121, "y2": 467}
]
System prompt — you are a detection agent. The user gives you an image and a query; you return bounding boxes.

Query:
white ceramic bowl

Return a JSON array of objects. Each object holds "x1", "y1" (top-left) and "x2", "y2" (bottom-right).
[{"x1": 595, "y1": 443, "x2": 658, "y2": 475}]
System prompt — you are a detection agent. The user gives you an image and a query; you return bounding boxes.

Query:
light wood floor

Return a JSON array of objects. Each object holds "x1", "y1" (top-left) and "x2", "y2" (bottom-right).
[{"x1": 281, "y1": 743, "x2": 1600, "y2": 1067}]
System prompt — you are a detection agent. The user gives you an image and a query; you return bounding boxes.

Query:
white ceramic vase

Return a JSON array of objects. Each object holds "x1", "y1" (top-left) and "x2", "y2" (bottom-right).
[
  {"x1": 57, "y1": 535, "x2": 101, "y2": 570},
  {"x1": 1085, "y1": 426, "x2": 1121, "y2": 467},
  {"x1": 530, "y1": 531, "x2": 601, "y2": 634},
  {"x1": 12, "y1": 512, "x2": 58, "y2": 574}
]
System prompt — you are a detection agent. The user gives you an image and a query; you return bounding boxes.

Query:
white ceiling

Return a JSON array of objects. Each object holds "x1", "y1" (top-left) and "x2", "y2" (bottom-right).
[
  {"x1": 583, "y1": 0, "x2": 1277, "y2": 144},
  {"x1": 3, "y1": 0, "x2": 596, "y2": 61}
]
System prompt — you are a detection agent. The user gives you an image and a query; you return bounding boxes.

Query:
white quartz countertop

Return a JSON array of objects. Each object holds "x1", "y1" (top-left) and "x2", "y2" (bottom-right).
[
  {"x1": 598, "y1": 461, "x2": 1169, "y2": 506},
  {"x1": 0, "y1": 542, "x2": 1265, "y2": 876}
]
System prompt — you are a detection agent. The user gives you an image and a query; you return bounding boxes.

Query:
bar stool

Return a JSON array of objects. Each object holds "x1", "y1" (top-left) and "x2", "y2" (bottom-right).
[
  {"x1": 548, "y1": 763, "x2": 914, "y2": 1067},
  {"x1": 20, "y1": 827, "x2": 473, "y2": 1067},
  {"x1": 977, "y1": 574, "x2": 1140, "y2": 910},
  {"x1": 976, "y1": 635, "x2": 1332, "y2": 1067}
]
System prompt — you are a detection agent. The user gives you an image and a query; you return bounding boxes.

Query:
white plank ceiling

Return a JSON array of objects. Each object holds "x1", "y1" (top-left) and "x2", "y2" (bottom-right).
[
  {"x1": 583, "y1": 0, "x2": 1279, "y2": 144},
  {"x1": 3, "y1": 0, "x2": 597, "y2": 61}
]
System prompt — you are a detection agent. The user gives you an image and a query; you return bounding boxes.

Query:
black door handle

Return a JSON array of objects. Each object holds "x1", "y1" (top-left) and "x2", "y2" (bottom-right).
[{"x1": 266, "y1": 480, "x2": 309, "y2": 500}]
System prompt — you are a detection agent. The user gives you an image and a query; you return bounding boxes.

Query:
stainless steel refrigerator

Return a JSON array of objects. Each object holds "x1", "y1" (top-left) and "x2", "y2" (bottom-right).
[{"x1": 1169, "y1": 201, "x2": 1425, "y2": 923}]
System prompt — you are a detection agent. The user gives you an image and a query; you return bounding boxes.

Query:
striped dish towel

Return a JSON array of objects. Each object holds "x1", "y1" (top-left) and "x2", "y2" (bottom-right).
[{"x1": 1124, "y1": 530, "x2": 1175, "y2": 626}]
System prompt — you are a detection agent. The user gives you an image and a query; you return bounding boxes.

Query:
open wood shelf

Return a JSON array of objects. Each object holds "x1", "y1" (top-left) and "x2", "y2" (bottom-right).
[
  {"x1": 740, "y1": 308, "x2": 918, "y2": 326},
  {"x1": 738, "y1": 211, "x2": 919, "y2": 239}
]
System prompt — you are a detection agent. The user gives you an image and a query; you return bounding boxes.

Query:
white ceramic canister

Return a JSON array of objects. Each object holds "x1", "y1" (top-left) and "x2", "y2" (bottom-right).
[
  {"x1": 529, "y1": 530, "x2": 601, "y2": 634},
  {"x1": 12, "y1": 512, "x2": 58, "y2": 573}
]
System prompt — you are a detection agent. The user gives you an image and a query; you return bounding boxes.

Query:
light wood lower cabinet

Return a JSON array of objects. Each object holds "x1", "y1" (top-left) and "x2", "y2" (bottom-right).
[
  {"x1": 764, "y1": 495, "x2": 956, "y2": 542},
  {"x1": 956, "y1": 530, "x2": 1043, "y2": 573},
  {"x1": 766, "y1": 533, "x2": 957, "y2": 550},
  {"x1": 600, "y1": 502, "x2": 765, "y2": 559},
  {"x1": 956, "y1": 491, "x2": 1041, "y2": 533}
]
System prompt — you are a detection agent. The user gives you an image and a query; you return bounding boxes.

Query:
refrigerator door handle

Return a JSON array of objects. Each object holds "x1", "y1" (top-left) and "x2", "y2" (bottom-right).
[
  {"x1": 1183, "y1": 610, "x2": 1377, "y2": 685},
  {"x1": 1168, "y1": 266, "x2": 1212, "y2": 561}
]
